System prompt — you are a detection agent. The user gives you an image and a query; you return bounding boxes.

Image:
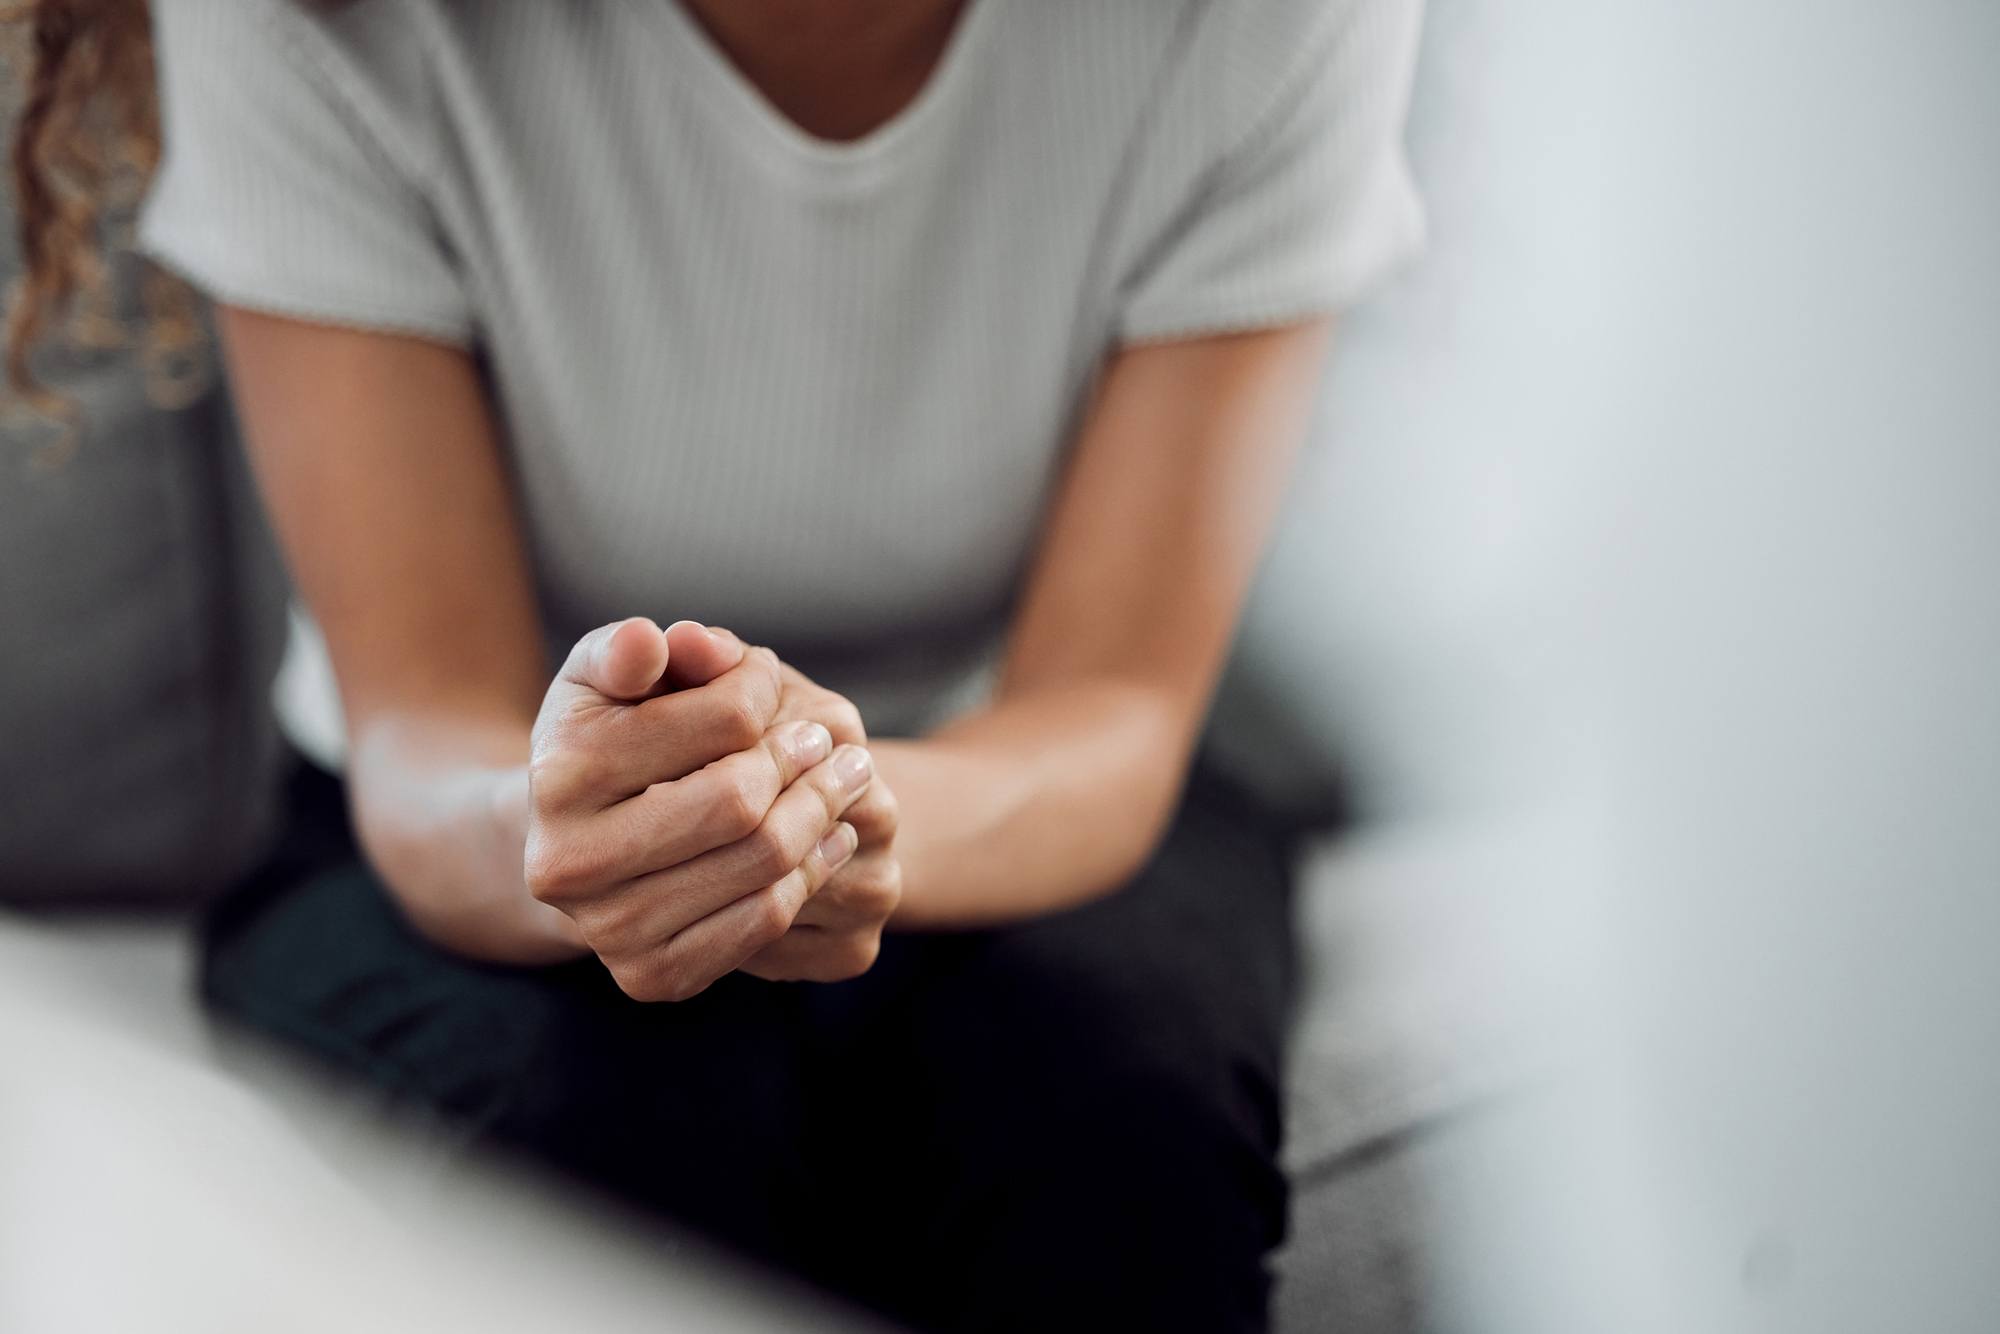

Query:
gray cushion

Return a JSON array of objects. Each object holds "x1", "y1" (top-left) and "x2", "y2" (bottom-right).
[
  {"x1": 0, "y1": 222, "x2": 287, "y2": 903},
  {"x1": 1273, "y1": 822, "x2": 1535, "y2": 1330}
]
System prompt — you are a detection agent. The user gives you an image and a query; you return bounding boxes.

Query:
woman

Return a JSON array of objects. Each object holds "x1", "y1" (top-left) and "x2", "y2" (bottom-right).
[{"x1": 10, "y1": 0, "x2": 1423, "y2": 1328}]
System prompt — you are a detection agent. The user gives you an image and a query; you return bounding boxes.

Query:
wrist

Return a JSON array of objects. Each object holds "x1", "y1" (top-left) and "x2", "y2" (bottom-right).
[
  {"x1": 872, "y1": 707, "x2": 1181, "y2": 929},
  {"x1": 405, "y1": 882, "x2": 591, "y2": 966},
  {"x1": 870, "y1": 739, "x2": 1006, "y2": 930},
  {"x1": 478, "y1": 765, "x2": 593, "y2": 962},
  {"x1": 355, "y1": 747, "x2": 589, "y2": 966}
]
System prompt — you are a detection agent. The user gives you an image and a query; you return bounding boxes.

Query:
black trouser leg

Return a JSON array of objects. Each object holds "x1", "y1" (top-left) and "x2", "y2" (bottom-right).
[
  {"x1": 203, "y1": 767, "x2": 815, "y2": 1264},
  {"x1": 203, "y1": 764, "x2": 1297, "y2": 1332},
  {"x1": 801, "y1": 768, "x2": 1298, "y2": 1334}
]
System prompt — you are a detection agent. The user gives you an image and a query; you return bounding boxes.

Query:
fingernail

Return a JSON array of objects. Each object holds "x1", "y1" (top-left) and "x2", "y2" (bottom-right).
[
  {"x1": 831, "y1": 745, "x2": 872, "y2": 791},
  {"x1": 818, "y1": 822, "x2": 858, "y2": 868},
  {"x1": 787, "y1": 721, "x2": 833, "y2": 767}
]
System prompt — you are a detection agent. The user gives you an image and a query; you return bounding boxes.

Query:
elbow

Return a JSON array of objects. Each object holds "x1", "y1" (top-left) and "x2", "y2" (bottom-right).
[
  {"x1": 1071, "y1": 705, "x2": 1200, "y2": 903},
  {"x1": 1085, "y1": 780, "x2": 1183, "y2": 903}
]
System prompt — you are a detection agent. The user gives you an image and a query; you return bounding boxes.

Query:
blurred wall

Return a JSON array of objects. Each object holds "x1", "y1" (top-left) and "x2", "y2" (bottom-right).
[{"x1": 1237, "y1": 0, "x2": 2000, "y2": 1329}]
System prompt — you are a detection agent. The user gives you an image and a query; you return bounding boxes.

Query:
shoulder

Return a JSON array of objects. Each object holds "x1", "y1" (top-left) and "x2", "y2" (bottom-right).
[
  {"x1": 147, "y1": 0, "x2": 475, "y2": 105},
  {"x1": 1068, "y1": 0, "x2": 1398, "y2": 168},
  {"x1": 1176, "y1": 0, "x2": 1421, "y2": 111},
  {"x1": 148, "y1": 0, "x2": 500, "y2": 186}
]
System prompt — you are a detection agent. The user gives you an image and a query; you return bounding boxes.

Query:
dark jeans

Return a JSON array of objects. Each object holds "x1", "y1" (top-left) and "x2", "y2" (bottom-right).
[{"x1": 205, "y1": 762, "x2": 1299, "y2": 1333}]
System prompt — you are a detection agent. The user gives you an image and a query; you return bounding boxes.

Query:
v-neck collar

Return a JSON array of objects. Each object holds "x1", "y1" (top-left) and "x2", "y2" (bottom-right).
[{"x1": 653, "y1": 0, "x2": 995, "y2": 175}]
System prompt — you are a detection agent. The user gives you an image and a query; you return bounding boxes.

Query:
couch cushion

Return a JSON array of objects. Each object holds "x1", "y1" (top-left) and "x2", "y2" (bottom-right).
[
  {"x1": 1271, "y1": 815, "x2": 1553, "y2": 1331},
  {"x1": 0, "y1": 198, "x2": 288, "y2": 904},
  {"x1": 1281, "y1": 823, "x2": 1537, "y2": 1176}
]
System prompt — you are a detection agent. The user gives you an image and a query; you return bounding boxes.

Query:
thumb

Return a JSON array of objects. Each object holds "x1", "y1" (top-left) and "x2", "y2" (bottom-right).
[
  {"x1": 556, "y1": 617, "x2": 670, "y2": 704},
  {"x1": 661, "y1": 620, "x2": 747, "y2": 688}
]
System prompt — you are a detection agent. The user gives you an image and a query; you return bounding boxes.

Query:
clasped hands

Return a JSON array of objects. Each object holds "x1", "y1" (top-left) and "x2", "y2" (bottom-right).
[{"x1": 525, "y1": 618, "x2": 901, "y2": 1001}]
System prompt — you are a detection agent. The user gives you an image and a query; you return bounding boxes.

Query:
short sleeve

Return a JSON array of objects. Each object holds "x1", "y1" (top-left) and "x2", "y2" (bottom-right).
[
  {"x1": 1115, "y1": 0, "x2": 1427, "y2": 344},
  {"x1": 139, "y1": 0, "x2": 473, "y2": 344}
]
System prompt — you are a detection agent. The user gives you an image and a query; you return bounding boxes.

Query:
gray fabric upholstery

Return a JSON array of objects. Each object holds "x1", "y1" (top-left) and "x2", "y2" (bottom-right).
[
  {"x1": 1271, "y1": 820, "x2": 1535, "y2": 1330},
  {"x1": 1276, "y1": 1134, "x2": 1437, "y2": 1334},
  {"x1": 0, "y1": 217, "x2": 288, "y2": 903}
]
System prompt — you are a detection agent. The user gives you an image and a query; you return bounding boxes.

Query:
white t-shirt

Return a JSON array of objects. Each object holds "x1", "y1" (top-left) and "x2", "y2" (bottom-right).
[{"x1": 143, "y1": 0, "x2": 1425, "y2": 738}]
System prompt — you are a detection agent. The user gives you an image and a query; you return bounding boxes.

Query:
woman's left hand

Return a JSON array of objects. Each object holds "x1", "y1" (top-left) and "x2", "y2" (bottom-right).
[{"x1": 668, "y1": 626, "x2": 903, "y2": 981}]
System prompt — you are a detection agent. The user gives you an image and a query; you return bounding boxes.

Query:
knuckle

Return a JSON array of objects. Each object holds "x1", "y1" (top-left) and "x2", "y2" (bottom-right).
[
  {"x1": 714, "y1": 685, "x2": 769, "y2": 752},
  {"x1": 658, "y1": 969, "x2": 710, "y2": 1004},
  {"x1": 738, "y1": 650, "x2": 782, "y2": 709},
  {"x1": 734, "y1": 956, "x2": 783, "y2": 984},
  {"x1": 571, "y1": 897, "x2": 640, "y2": 952},
  {"x1": 615, "y1": 954, "x2": 707, "y2": 1005},
  {"x1": 606, "y1": 957, "x2": 665, "y2": 1003},
  {"x1": 746, "y1": 823, "x2": 800, "y2": 882},
  {"x1": 523, "y1": 835, "x2": 599, "y2": 903},
  {"x1": 832, "y1": 861, "x2": 900, "y2": 919},
  {"x1": 707, "y1": 767, "x2": 769, "y2": 843},
  {"x1": 864, "y1": 860, "x2": 905, "y2": 917},
  {"x1": 826, "y1": 931, "x2": 881, "y2": 980},
  {"x1": 527, "y1": 747, "x2": 592, "y2": 809},
  {"x1": 748, "y1": 889, "x2": 796, "y2": 947}
]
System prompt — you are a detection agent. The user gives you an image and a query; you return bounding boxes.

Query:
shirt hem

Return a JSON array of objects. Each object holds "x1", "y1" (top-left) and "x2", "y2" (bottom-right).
[
  {"x1": 1116, "y1": 200, "x2": 1427, "y2": 346},
  {"x1": 140, "y1": 235, "x2": 476, "y2": 349}
]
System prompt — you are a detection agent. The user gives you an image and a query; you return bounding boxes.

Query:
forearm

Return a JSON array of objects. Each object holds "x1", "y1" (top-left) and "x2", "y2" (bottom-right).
[
  {"x1": 347, "y1": 711, "x2": 587, "y2": 964},
  {"x1": 874, "y1": 327, "x2": 1330, "y2": 929},
  {"x1": 878, "y1": 678, "x2": 1198, "y2": 929}
]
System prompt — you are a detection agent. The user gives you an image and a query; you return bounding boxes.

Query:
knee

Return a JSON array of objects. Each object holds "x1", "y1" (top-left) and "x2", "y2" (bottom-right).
[
  {"x1": 936, "y1": 939, "x2": 1292, "y2": 1249},
  {"x1": 926, "y1": 1045, "x2": 1289, "y2": 1334},
  {"x1": 202, "y1": 861, "x2": 601, "y2": 1135},
  {"x1": 950, "y1": 931, "x2": 1287, "y2": 1157},
  {"x1": 1050, "y1": 1055, "x2": 1290, "y2": 1236}
]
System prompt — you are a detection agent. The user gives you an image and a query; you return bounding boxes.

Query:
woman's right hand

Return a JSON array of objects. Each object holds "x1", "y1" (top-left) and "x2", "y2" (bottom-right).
[{"x1": 523, "y1": 618, "x2": 878, "y2": 1002}]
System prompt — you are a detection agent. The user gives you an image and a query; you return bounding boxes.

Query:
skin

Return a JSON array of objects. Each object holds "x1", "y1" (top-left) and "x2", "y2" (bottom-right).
[
  {"x1": 212, "y1": 0, "x2": 1337, "y2": 998},
  {"x1": 679, "y1": 0, "x2": 972, "y2": 142}
]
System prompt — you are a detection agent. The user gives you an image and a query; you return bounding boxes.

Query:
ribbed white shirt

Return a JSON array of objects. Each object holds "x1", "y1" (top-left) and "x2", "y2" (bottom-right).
[{"x1": 142, "y1": 0, "x2": 1424, "y2": 738}]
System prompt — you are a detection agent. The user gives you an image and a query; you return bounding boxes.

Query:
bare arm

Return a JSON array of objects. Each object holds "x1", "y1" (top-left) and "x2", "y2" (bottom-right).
[
  {"x1": 219, "y1": 307, "x2": 1328, "y2": 966},
  {"x1": 217, "y1": 311, "x2": 579, "y2": 961},
  {"x1": 221, "y1": 310, "x2": 892, "y2": 992},
  {"x1": 882, "y1": 321, "x2": 1333, "y2": 927}
]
